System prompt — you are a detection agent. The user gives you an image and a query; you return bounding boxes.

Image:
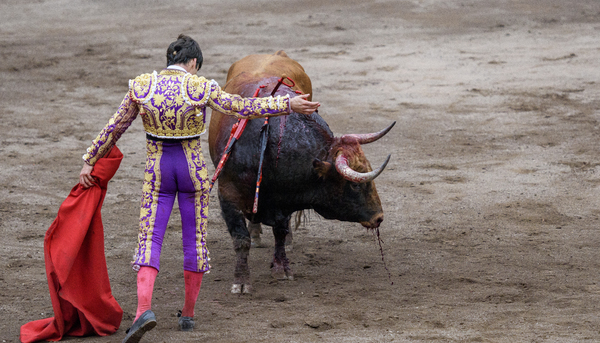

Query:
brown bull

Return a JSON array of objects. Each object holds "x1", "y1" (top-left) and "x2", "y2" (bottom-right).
[{"x1": 208, "y1": 51, "x2": 394, "y2": 293}]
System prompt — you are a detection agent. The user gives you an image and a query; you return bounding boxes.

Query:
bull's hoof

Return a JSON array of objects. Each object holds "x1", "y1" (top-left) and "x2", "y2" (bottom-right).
[
  {"x1": 271, "y1": 265, "x2": 287, "y2": 280},
  {"x1": 250, "y1": 236, "x2": 267, "y2": 248},
  {"x1": 231, "y1": 283, "x2": 252, "y2": 294},
  {"x1": 250, "y1": 236, "x2": 261, "y2": 247},
  {"x1": 271, "y1": 264, "x2": 294, "y2": 280}
]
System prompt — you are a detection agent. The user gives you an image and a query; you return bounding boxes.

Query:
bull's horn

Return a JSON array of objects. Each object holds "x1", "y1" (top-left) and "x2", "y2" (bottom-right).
[
  {"x1": 341, "y1": 121, "x2": 396, "y2": 144},
  {"x1": 335, "y1": 154, "x2": 391, "y2": 183}
]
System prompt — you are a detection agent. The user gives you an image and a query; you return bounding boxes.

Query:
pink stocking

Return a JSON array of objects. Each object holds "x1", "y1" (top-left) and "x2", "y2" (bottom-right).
[
  {"x1": 135, "y1": 266, "x2": 158, "y2": 320},
  {"x1": 181, "y1": 270, "x2": 204, "y2": 317}
]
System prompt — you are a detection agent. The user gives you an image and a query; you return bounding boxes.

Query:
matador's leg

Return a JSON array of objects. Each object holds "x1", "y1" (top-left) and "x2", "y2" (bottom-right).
[
  {"x1": 179, "y1": 138, "x2": 210, "y2": 273},
  {"x1": 133, "y1": 139, "x2": 177, "y2": 271},
  {"x1": 178, "y1": 139, "x2": 210, "y2": 323}
]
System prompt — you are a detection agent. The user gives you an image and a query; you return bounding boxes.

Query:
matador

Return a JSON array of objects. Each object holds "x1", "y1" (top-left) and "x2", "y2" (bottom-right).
[{"x1": 79, "y1": 34, "x2": 319, "y2": 343}]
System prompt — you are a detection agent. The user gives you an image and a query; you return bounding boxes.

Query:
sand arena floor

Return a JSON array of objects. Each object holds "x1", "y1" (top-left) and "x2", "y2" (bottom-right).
[{"x1": 1, "y1": 0, "x2": 600, "y2": 342}]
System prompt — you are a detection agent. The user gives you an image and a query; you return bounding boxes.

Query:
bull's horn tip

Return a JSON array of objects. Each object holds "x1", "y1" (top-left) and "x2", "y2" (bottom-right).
[{"x1": 382, "y1": 154, "x2": 391, "y2": 168}]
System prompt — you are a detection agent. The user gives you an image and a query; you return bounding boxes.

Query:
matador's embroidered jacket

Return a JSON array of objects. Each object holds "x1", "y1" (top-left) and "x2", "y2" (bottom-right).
[{"x1": 83, "y1": 69, "x2": 291, "y2": 165}]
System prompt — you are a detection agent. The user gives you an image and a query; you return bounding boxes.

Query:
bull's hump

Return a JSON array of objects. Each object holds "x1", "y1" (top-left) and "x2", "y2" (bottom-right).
[
  {"x1": 224, "y1": 51, "x2": 312, "y2": 99},
  {"x1": 275, "y1": 50, "x2": 288, "y2": 58},
  {"x1": 255, "y1": 53, "x2": 296, "y2": 77},
  {"x1": 228, "y1": 51, "x2": 298, "y2": 79}
]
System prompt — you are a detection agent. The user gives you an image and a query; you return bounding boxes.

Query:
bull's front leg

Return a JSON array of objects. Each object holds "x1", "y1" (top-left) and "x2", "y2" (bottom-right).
[
  {"x1": 220, "y1": 198, "x2": 252, "y2": 294},
  {"x1": 271, "y1": 217, "x2": 293, "y2": 280}
]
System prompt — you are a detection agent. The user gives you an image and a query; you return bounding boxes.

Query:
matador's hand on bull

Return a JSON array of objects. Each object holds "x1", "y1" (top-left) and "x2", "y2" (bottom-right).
[{"x1": 290, "y1": 94, "x2": 320, "y2": 115}]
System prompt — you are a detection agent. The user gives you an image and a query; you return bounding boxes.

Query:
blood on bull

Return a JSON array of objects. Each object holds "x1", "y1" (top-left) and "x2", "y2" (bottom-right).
[{"x1": 208, "y1": 50, "x2": 394, "y2": 294}]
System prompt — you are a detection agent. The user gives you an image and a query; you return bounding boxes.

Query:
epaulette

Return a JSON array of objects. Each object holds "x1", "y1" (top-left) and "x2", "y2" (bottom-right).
[
  {"x1": 129, "y1": 71, "x2": 157, "y2": 104},
  {"x1": 182, "y1": 75, "x2": 218, "y2": 107}
]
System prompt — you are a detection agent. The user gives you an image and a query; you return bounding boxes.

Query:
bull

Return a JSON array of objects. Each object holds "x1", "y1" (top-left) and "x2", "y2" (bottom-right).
[{"x1": 208, "y1": 51, "x2": 394, "y2": 293}]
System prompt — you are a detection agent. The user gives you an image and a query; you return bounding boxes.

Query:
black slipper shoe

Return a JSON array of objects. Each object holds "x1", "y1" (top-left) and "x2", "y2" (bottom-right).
[{"x1": 122, "y1": 310, "x2": 157, "y2": 343}]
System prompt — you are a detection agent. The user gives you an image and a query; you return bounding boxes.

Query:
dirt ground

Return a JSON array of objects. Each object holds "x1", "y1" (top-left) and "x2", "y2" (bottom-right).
[{"x1": 2, "y1": 0, "x2": 600, "y2": 342}]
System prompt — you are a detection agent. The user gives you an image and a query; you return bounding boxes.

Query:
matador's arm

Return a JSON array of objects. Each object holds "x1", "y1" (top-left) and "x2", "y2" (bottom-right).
[
  {"x1": 185, "y1": 76, "x2": 291, "y2": 119},
  {"x1": 83, "y1": 93, "x2": 140, "y2": 166}
]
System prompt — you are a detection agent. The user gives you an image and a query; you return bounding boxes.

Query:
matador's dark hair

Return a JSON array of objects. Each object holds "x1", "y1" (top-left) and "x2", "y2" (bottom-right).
[{"x1": 166, "y1": 34, "x2": 203, "y2": 70}]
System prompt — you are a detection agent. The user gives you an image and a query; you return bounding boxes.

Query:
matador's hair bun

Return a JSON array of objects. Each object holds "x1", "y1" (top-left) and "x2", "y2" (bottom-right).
[{"x1": 166, "y1": 34, "x2": 203, "y2": 70}]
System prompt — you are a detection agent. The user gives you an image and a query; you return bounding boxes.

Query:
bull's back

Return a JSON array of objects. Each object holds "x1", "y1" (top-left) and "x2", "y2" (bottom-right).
[
  {"x1": 208, "y1": 51, "x2": 312, "y2": 162},
  {"x1": 225, "y1": 51, "x2": 312, "y2": 99}
]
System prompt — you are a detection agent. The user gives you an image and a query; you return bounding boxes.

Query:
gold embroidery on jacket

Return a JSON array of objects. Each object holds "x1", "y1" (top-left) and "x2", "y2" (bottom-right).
[{"x1": 130, "y1": 71, "x2": 207, "y2": 138}]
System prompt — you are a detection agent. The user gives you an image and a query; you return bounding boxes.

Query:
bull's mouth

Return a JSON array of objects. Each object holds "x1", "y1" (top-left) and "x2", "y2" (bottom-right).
[
  {"x1": 361, "y1": 221, "x2": 378, "y2": 229},
  {"x1": 360, "y1": 213, "x2": 384, "y2": 229}
]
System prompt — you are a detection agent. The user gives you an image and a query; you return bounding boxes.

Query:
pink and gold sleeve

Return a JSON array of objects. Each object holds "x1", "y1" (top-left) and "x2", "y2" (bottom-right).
[{"x1": 83, "y1": 93, "x2": 139, "y2": 165}]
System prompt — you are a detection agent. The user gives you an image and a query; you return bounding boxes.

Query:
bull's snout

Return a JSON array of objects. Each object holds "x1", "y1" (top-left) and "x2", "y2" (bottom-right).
[
  {"x1": 372, "y1": 213, "x2": 384, "y2": 228},
  {"x1": 361, "y1": 213, "x2": 384, "y2": 229}
]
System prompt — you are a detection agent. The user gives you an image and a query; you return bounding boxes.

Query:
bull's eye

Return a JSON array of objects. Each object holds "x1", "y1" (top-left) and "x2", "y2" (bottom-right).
[{"x1": 349, "y1": 182, "x2": 361, "y2": 192}]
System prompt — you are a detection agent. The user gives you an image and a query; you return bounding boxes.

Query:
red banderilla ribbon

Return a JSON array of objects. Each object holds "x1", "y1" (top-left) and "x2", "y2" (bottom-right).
[
  {"x1": 209, "y1": 86, "x2": 264, "y2": 193},
  {"x1": 253, "y1": 75, "x2": 295, "y2": 213}
]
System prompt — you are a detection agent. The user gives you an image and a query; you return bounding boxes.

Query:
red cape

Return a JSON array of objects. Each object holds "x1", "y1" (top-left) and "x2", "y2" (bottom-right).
[{"x1": 20, "y1": 147, "x2": 124, "y2": 342}]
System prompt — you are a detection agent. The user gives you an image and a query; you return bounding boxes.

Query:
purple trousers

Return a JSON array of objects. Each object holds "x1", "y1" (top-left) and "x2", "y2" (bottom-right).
[{"x1": 132, "y1": 138, "x2": 210, "y2": 272}]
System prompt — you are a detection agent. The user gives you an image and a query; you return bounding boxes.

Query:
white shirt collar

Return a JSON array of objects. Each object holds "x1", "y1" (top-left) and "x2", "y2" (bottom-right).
[{"x1": 167, "y1": 65, "x2": 188, "y2": 73}]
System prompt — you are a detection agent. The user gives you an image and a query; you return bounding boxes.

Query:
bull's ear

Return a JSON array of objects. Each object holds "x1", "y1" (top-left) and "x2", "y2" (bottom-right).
[{"x1": 313, "y1": 158, "x2": 332, "y2": 178}]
